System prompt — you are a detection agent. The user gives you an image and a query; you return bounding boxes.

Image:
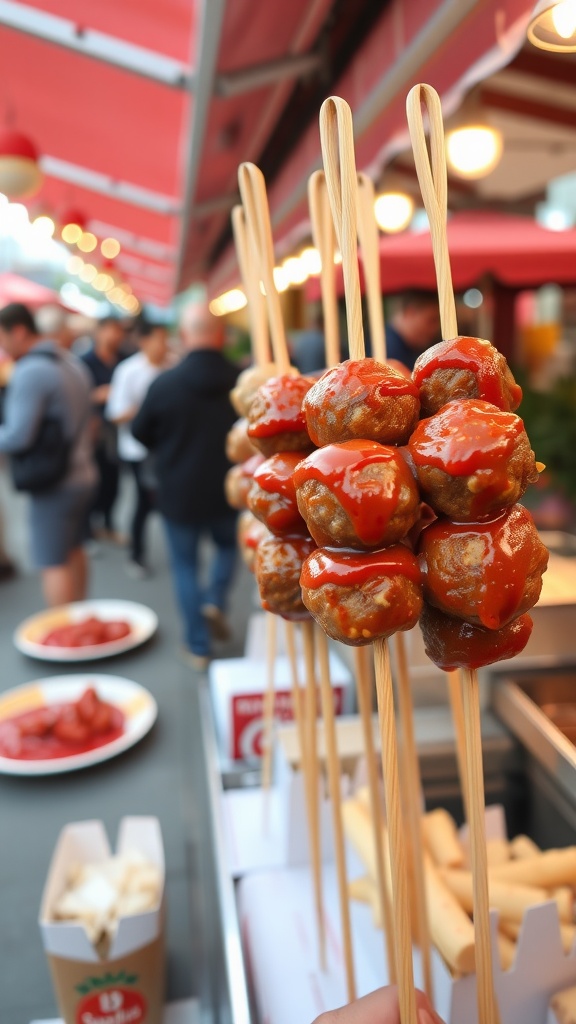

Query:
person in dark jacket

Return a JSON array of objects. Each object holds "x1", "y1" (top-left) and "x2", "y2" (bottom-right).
[
  {"x1": 132, "y1": 301, "x2": 239, "y2": 670},
  {"x1": 385, "y1": 289, "x2": 441, "y2": 371}
]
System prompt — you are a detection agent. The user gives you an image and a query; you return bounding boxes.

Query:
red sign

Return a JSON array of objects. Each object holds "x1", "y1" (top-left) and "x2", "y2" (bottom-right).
[
  {"x1": 76, "y1": 988, "x2": 146, "y2": 1024},
  {"x1": 231, "y1": 686, "x2": 344, "y2": 760}
]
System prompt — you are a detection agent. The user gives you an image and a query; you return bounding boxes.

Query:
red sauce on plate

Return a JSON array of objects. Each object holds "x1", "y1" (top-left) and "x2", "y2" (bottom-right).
[
  {"x1": 41, "y1": 617, "x2": 131, "y2": 648},
  {"x1": 301, "y1": 545, "x2": 422, "y2": 589},
  {"x1": 0, "y1": 687, "x2": 125, "y2": 760},
  {"x1": 413, "y1": 336, "x2": 522, "y2": 410}
]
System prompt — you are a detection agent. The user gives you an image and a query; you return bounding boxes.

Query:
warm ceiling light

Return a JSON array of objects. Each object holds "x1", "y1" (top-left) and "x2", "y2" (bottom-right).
[
  {"x1": 108, "y1": 287, "x2": 125, "y2": 304},
  {"x1": 374, "y1": 192, "x2": 414, "y2": 233},
  {"x1": 0, "y1": 130, "x2": 43, "y2": 199},
  {"x1": 334, "y1": 250, "x2": 342, "y2": 264},
  {"x1": 282, "y1": 256, "x2": 307, "y2": 286},
  {"x1": 77, "y1": 231, "x2": 98, "y2": 253},
  {"x1": 93, "y1": 273, "x2": 114, "y2": 292},
  {"x1": 528, "y1": 0, "x2": 576, "y2": 50},
  {"x1": 79, "y1": 263, "x2": 97, "y2": 284},
  {"x1": 300, "y1": 246, "x2": 322, "y2": 276},
  {"x1": 62, "y1": 223, "x2": 83, "y2": 245},
  {"x1": 446, "y1": 125, "x2": 503, "y2": 179},
  {"x1": 32, "y1": 215, "x2": 55, "y2": 237},
  {"x1": 66, "y1": 255, "x2": 84, "y2": 275},
  {"x1": 101, "y1": 237, "x2": 120, "y2": 259},
  {"x1": 124, "y1": 296, "x2": 140, "y2": 314},
  {"x1": 273, "y1": 265, "x2": 289, "y2": 293},
  {"x1": 209, "y1": 288, "x2": 247, "y2": 316}
]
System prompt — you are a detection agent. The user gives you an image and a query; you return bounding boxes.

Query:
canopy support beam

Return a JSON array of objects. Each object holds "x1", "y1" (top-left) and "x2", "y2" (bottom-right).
[{"x1": 40, "y1": 155, "x2": 181, "y2": 215}]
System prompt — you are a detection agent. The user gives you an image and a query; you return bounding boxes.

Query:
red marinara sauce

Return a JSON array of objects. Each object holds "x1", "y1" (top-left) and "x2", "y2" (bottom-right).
[
  {"x1": 247, "y1": 375, "x2": 313, "y2": 439},
  {"x1": 41, "y1": 617, "x2": 131, "y2": 648},
  {"x1": 420, "y1": 603, "x2": 533, "y2": 672},
  {"x1": 300, "y1": 545, "x2": 422, "y2": 590},
  {"x1": 419, "y1": 506, "x2": 548, "y2": 630},
  {"x1": 250, "y1": 452, "x2": 306, "y2": 534},
  {"x1": 0, "y1": 687, "x2": 124, "y2": 761},
  {"x1": 409, "y1": 400, "x2": 524, "y2": 477},
  {"x1": 293, "y1": 440, "x2": 418, "y2": 547},
  {"x1": 413, "y1": 336, "x2": 522, "y2": 410}
]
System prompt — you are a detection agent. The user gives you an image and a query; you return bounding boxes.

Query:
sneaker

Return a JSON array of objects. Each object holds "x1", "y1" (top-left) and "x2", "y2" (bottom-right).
[
  {"x1": 180, "y1": 647, "x2": 211, "y2": 672},
  {"x1": 125, "y1": 559, "x2": 150, "y2": 580},
  {"x1": 201, "y1": 603, "x2": 231, "y2": 642}
]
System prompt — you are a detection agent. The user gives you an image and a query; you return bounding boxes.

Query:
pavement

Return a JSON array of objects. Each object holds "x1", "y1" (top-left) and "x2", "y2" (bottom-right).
[{"x1": 0, "y1": 468, "x2": 253, "y2": 1023}]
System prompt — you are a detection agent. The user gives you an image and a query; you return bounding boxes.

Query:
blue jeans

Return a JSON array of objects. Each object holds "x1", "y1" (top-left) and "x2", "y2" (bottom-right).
[{"x1": 163, "y1": 515, "x2": 238, "y2": 656}]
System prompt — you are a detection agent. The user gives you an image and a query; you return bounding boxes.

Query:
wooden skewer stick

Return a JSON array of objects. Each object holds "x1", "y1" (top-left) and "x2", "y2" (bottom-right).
[
  {"x1": 406, "y1": 82, "x2": 498, "y2": 1024},
  {"x1": 374, "y1": 638, "x2": 418, "y2": 1024},
  {"x1": 308, "y1": 170, "x2": 340, "y2": 370},
  {"x1": 261, "y1": 611, "x2": 277, "y2": 795},
  {"x1": 356, "y1": 163, "x2": 434, "y2": 1001},
  {"x1": 355, "y1": 646, "x2": 396, "y2": 982},
  {"x1": 238, "y1": 162, "x2": 291, "y2": 374},
  {"x1": 462, "y1": 668, "x2": 499, "y2": 1024},
  {"x1": 231, "y1": 204, "x2": 270, "y2": 367},
  {"x1": 356, "y1": 172, "x2": 386, "y2": 364},
  {"x1": 319, "y1": 97, "x2": 364, "y2": 363},
  {"x1": 447, "y1": 669, "x2": 471, "y2": 825},
  {"x1": 320, "y1": 94, "x2": 417, "y2": 1024},
  {"x1": 285, "y1": 621, "x2": 307, "y2": 779},
  {"x1": 316, "y1": 627, "x2": 356, "y2": 999},
  {"x1": 302, "y1": 618, "x2": 327, "y2": 970},
  {"x1": 394, "y1": 631, "x2": 434, "y2": 1001}
]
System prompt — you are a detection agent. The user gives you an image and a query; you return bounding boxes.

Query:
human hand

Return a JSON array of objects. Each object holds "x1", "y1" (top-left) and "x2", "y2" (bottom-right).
[{"x1": 313, "y1": 986, "x2": 445, "y2": 1024}]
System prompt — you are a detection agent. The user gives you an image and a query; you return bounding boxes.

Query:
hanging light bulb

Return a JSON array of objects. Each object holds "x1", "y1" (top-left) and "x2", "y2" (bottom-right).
[
  {"x1": 446, "y1": 125, "x2": 503, "y2": 179},
  {"x1": 374, "y1": 192, "x2": 414, "y2": 233},
  {"x1": 528, "y1": 0, "x2": 576, "y2": 51},
  {"x1": 299, "y1": 247, "x2": 322, "y2": 276},
  {"x1": 0, "y1": 130, "x2": 43, "y2": 199}
]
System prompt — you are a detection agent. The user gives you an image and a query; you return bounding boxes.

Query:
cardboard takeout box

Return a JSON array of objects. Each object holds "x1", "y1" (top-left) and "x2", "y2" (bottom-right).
[{"x1": 39, "y1": 816, "x2": 165, "y2": 1024}]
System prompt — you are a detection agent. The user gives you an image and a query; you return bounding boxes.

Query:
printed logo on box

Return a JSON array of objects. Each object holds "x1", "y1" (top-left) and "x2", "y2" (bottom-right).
[
  {"x1": 231, "y1": 686, "x2": 343, "y2": 759},
  {"x1": 76, "y1": 986, "x2": 146, "y2": 1024}
]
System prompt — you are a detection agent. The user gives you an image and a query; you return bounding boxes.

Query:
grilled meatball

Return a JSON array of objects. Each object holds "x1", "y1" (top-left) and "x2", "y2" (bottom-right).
[
  {"x1": 419, "y1": 602, "x2": 533, "y2": 671},
  {"x1": 248, "y1": 452, "x2": 307, "y2": 536},
  {"x1": 419, "y1": 505, "x2": 548, "y2": 630},
  {"x1": 255, "y1": 534, "x2": 316, "y2": 620},
  {"x1": 237, "y1": 511, "x2": 270, "y2": 573},
  {"x1": 408, "y1": 399, "x2": 539, "y2": 521},
  {"x1": 301, "y1": 546, "x2": 422, "y2": 646},
  {"x1": 413, "y1": 336, "x2": 522, "y2": 416},
  {"x1": 225, "y1": 418, "x2": 257, "y2": 464},
  {"x1": 224, "y1": 454, "x2": 264, "y2": 511},
  {"x1": 303, "y1": 358, "x2": 420, "y2": 447},
  {"x1": 294, "y1": 440, "x2": 420, "y2": 549},
  {"x1": 247, "y1": 374, "x2": 314, "y2": 457},
  {"x1": 230, "y1": 362, "x2": 296, "y2": 418}
]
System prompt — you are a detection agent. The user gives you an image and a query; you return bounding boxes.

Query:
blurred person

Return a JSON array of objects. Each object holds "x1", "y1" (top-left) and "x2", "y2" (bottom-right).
[
  {"x1": 312, "y1": 987, "x2": 444, "y2": 1024},
  {"x1": 0, "y1": 344, "x2": 16, "y2": 580},
  {"x1": 291, "y1": 310, "x2": 327, "y2": 374},
  {"x1": 132, "y1": 300, "x2": 239, "y2": 670},
  {"x1": 35, "y1": 304, "x2": 75, "y2": 350},
  {"x1": 0, "y1": 303, "x2": 96, "y2": 606},
  {"x1": 386, "y1": 289, "x2": 441, "y2": 371},
  {"x1": 81, "y1": 316, "x2": 125, "y2": 540},
  {"x1": 106, "y1": 320, "x2": 170, "y2": 577}
]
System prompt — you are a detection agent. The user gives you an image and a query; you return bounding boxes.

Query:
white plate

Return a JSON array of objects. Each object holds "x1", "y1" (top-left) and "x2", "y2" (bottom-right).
[
  {"x1": 14, "y1": 599, "x2": 158, "y2": 662},
  {"x1": 0, "y1": 674, "x2": 158, "y2": 775}
]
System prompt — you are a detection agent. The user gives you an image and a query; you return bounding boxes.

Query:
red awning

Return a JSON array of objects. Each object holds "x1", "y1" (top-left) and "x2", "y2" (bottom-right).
[
  {"x1": 0, "y1": 271, "x2": 63, "y2": 307},
  {"x1": 306, "y1": 211, "x2": 576, "y2": 299}
]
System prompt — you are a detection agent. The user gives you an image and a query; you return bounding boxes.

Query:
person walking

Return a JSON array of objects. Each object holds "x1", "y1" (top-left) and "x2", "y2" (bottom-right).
[
  {"x1": 81, "y1": 316, "x2": 125, "y2": 540},
  {"x1": 106, "y1": 319, "x2": 170, "y2": 577},
  {"x1": 132, "y1": 301, "x2": 239, "y2": 670},
  {"x1": 0, "y1": 303, "x2": 96, "y2": 606}
]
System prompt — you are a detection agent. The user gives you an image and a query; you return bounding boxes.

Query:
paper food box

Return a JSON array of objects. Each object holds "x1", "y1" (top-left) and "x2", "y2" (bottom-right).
[{"x1": 39, "y1": 816, "x2": 165, "y2": 1024}]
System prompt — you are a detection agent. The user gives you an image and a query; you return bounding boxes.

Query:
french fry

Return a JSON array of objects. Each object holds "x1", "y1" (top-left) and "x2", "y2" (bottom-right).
[
  {"x1": 490, "y1": 848, "x2": 576, "y2": 889},
  {"x1": 497, "y1": 930, "x2": 517, "y2": 971},
  {"x1": 441, "y1": 868, "x2": 573, "y2": 924},
  {"x1": 486, "y1": 838, "x2": 511, "y2": 867},
  {"x1": 421, "y1": 808, "x2": 465, "y2": 869},
  {"x1": 510, "y1": 834, "x2": 541, "y2": 860},
  {"x1": 423, "y1": 853, "x2": 476, "y2": 975}
]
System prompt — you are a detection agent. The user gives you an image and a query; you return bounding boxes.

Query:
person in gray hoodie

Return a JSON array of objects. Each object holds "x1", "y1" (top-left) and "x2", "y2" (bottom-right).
[{"x1": 0, "y1": 303, "x2": 97, "y2": 606}]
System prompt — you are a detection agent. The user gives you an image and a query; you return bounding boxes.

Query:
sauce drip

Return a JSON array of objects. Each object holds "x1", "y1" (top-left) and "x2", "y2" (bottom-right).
[
  {"x1": 248, "y1": 375, "x2": 313, "y2": 439},
  {"x1": 294, "y1": 440, "x2": 416, "y2": 546},
  {"x1": 409, "y1": 399, "x2": 523, "y2": 477},
  {"x1": 413, "y1": 336, "x2": 522, "y2": 410},
  {"x1": 251, "y1": 452, "x2": 306, "y2": 534},
  {"x1": 0, "y1": 688, "x2": 124, "y2": 761},
  {"x1": 421, "y1": 506, "x2": 546, "y2": 629},
  {"x1": 301, "y1": 545, "x2": 422, "y2": 590}
]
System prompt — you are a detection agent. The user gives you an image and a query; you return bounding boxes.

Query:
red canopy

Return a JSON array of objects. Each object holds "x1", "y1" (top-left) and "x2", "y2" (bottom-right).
[
  {"x1": 0, "y1": 272, "x2": 63, "y2": 307},
  {"x1": 306, "y1": 212, "x2": 576, "y2": 300}
]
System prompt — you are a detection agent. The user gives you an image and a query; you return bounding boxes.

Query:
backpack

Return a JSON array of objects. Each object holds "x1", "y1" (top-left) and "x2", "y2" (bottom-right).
[{"x1": 8, "y1": 351, "x2": 72, "y2": 494}]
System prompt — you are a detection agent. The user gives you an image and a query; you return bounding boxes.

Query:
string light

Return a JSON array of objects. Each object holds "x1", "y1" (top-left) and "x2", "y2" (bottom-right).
[
  {"x1": 282, "y1": 256, "x2": 307, "y2": 286},
  {"x1": 32, "y1": 215, "x2": 55, "y2": 237},
  {"x1": 78, "y1": 263, "x2": 97, "y2": 284},
  {"x1": 273, "y1": 266, "x2": 289, "y2": 292},
  {"x1": 446, "y1": 125, "x2": 503, "y2": 179},
  {"x1": 101, "y1": 237, "x2": 120, "y2": 259},
  {"x1": 300, "y1": 246, "x2": 322, "y2": 276},
  {"x1": 209, "y1": 288, "x2": 247, "y2": 316},
  {"x1": 66, "y1": 256, "x2": 84, "y2": 275},
  {"x1": 374, "y1": 192, "x2": 414, "y2": 233},
  {"x1": 93, "y1": 273, "x2": 114, "y2": 292},
  {"x1": 62, "y1": 223, "x2": 83, "y2": 245}
]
